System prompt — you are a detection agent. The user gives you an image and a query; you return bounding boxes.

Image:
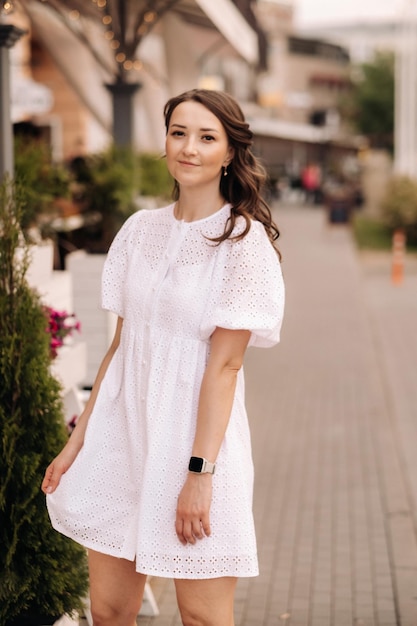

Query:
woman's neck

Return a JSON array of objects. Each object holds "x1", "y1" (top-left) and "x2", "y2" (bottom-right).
[{"x1": 175, "y1": 190, "x2": 226, "y2": 223}]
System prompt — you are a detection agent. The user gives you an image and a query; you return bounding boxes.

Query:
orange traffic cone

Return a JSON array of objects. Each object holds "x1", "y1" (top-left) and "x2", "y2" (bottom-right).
[{"x1": 391, "y1": 228, "x2": 406, "y2": 285}]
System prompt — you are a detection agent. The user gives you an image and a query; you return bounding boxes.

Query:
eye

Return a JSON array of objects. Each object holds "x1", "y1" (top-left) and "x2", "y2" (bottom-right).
[
  {"x1": 170, "y1": 130, "x2": 185, "y2": 137},
  {"x1": 202, "y1": 135, "x2": 215, "y2": 142}
]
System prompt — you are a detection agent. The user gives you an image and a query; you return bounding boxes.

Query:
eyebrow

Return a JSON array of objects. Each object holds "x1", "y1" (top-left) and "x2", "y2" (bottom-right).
[{"x1": 170, "y1": 123, "x2": 220, "y2": 133}]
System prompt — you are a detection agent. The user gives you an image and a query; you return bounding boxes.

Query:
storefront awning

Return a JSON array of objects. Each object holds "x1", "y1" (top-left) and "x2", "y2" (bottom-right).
[{"x1": 193, "y1": 0, "x2": 258, "y2": 64}]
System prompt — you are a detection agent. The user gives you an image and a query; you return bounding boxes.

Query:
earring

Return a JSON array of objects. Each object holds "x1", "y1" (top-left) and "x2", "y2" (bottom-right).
[{"x1": 223, "y1": 166, "x2": 228, "y2": 177}]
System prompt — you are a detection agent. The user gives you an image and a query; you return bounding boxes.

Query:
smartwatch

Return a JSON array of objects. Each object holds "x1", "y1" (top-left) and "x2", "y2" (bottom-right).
[{"x1": 188, "y1": 456, "x2": 216, "y2": 474}]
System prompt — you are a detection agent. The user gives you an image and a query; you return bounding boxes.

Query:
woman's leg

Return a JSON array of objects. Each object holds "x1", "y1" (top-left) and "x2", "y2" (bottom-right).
[
  {"x1": 88, "y1": 549, "x2": 147, "y2": 626},
  {"x1": 174, "y1": 577, "x2": 237, "y2": 626}
]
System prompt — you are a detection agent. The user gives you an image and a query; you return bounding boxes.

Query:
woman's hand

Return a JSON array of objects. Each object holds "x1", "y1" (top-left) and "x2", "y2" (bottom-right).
[
  {"x1": 41, "y1": 444, "x2": 80, "y2": 495},
  {"x1": 175, "y1": 473, "x2": 213, "y2": 545}
]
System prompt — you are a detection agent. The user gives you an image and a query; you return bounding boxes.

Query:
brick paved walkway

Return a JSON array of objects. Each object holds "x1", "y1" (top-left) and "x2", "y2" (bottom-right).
[{"x1": 137, "y1": 205, "x2": 417, "y2": 626}]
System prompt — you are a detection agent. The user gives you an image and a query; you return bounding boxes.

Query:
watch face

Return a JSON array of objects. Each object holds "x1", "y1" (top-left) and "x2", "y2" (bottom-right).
[{"x1": 189, "y1": 456, "x2": 204, "y2": 472}]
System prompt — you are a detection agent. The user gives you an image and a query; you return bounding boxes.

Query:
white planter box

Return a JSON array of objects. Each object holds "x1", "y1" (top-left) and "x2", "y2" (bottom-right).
[
  {"x1": 26, "y1": 241, "x2": 54, "y2": 287},
  {"x1": 51, "y1": 342, "x2": 87, "y2": 393},
  {"x1": 39, "y1": 271, "x2": 74, "y2": 312},
  {"x1": 66, "y1": 251, "x2": 115, "y2": 387},
  {"x1": 25, "y1": 242, "x2": 74, "y2": 311}
]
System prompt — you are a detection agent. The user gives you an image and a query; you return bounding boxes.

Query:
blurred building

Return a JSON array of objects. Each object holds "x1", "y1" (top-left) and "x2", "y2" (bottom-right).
[
  {"x1": 255, "y1": 1, "x2": 350, "y2": 127},
  {"x1": 11, "y1": 0, "x2": 263, "y2": 158},
  {"x1": 298, "y1": 18, "x2": 399, "y2": 63},
  {"x1": 249, "y1": 1, "x2": 357, "y2": 181},
  {"x1": 6, "y1": 0, "x2": 358, "y2": 174}
]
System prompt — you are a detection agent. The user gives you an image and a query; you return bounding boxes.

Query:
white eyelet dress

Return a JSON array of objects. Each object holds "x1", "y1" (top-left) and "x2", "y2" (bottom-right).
[{"x1": 47, "y1": 203, "x2": 285, "y2": 579}]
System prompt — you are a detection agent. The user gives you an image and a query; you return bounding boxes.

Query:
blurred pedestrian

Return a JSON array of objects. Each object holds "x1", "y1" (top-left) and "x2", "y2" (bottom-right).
[
  {"x1": 42, "y1": 89, "x2": 285, "y2": 626},
  {"x1": 302, "y1": 162, "x2": 321, "y2": 204}
]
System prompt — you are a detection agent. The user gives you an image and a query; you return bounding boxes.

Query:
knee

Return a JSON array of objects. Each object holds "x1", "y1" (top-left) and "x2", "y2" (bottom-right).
[
  {"x1": 180, "y1": 613, "x2": 203, "y2": 626},
  {"x1": 90, "y1": 602, "x2": 138, "y2": 626},
  {"x1": 179, "y1": 608, "x2": 217, "y2": 626}
]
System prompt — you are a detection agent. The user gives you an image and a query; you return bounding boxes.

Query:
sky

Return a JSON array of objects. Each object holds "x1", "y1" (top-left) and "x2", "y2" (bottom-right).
[{"x1": 293, "y1": 0, "x2": 404, "y2": 28}]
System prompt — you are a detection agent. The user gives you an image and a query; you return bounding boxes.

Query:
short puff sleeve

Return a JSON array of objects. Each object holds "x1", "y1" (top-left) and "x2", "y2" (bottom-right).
[
  {"x1": 201, "y1": 220, "x2": 285, "y2": 348},
  {"x1": 101, "y1": 213, "x2": 137, "y2": 317}
]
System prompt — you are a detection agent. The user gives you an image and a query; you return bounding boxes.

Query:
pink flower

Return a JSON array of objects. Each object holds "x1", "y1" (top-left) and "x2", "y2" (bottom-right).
[
  {"x1": 44, "y1": 306, "x2": 81, "y2": 359},
  {"x1": 67, "y1": 414, "x2": 78, "y2": 433}
]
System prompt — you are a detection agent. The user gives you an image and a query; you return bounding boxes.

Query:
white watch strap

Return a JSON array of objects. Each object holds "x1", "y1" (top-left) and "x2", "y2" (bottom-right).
[{"x1": 201, "y1": 458, "x2": 216, "y2": 474}]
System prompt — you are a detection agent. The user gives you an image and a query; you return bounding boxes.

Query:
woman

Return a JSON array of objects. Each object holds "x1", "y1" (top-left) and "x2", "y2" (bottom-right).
[{"x1": 42, "y1": 89, "x2": 285, "y2": 626}]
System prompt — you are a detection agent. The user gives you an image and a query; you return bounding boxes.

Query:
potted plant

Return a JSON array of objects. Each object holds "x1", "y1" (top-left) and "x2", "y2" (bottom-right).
[
  {"x1": 69, "y1": 146, "x2": 173, "y2": 253},
  {"x1": 69, "y1": 146, "x2": 140, "y2": 252},
  {"x1": 14, "y1": 138, "x2": 72, "y2": 239},
  {"x1": 0, "y1": 181, "x2": 88, "y2": 626}
]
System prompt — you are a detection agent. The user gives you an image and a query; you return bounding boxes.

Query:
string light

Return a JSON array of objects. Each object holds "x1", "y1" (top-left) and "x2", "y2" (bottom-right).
[
  {"x1": 1, "y1": 0, "x2": 15, "y2": 15},
  {"x1": 144, "y1": 11, "x2": 157, "y2": 23},
  {"x1": 86, "y1": 0, "x2": 156, "y2": 74}
]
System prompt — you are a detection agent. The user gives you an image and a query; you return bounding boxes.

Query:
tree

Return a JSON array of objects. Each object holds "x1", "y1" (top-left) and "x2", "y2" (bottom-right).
[
  {"x1": 0, "y1": 181, "x2": 88, "y2": 626},
  {"x1": 341, "y1": 51, "x2": 394, "y2": 152}
]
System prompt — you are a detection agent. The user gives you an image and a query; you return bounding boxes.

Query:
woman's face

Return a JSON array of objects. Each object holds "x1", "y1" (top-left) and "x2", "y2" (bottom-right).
[{"x1": 165, "y1": 100, "x2": 233, "y2": 193}]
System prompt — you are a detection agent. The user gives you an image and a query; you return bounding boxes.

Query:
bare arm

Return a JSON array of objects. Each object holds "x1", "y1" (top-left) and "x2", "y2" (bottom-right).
[
  {"x1": 175, "y1": 326, "x2": 250, "y2": 545},
  {"x1": 41, "y1": 316, "x2": 124, "y2": 494}
]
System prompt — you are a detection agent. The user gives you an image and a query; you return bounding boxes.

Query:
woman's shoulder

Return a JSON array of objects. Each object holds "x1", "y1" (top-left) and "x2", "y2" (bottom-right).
[
  {"x1": 118, "y1": 203, "x2": 175, "y2": 237},
  {"x1": 224, "y1": 214, "x2": 280, "y2": 267},
  {"x1": 229, "y1": 212, "x2": 269, "y2": 243}
]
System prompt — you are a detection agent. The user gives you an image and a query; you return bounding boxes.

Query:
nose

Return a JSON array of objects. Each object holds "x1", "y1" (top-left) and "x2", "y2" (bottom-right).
[{"x1": 182, "y1": 135, "x2": 198, "y2": 155}]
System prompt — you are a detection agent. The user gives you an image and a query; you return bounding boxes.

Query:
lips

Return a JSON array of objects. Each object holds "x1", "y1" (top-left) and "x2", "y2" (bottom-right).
[{"x1": 178, "y1": 160, "x2": 199, "y2": 167}]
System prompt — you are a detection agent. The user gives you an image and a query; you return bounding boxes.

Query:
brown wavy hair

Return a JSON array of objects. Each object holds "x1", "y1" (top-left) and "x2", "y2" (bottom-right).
[{"x1": 164, "y1": 89, "x2": 281, "y2": 258}]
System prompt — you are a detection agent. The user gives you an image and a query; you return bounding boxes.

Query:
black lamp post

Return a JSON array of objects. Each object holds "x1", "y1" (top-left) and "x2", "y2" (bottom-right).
[
  {"x1": 105, "y1": 80, "x2": 142, "y2": 147},
  {"x1": 0, "y1": 20, "x2": 26, "y2": 180}
]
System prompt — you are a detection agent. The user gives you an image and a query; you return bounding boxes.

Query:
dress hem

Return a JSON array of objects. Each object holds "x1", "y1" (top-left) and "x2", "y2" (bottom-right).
[{"x1": 50, "y1": 521, "x2": 259, "y2": 579}]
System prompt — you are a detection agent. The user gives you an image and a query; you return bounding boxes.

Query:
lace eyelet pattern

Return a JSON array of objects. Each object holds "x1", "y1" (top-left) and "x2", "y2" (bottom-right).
[{"x1": 47, "y1": 203, "x2": 285, "y2": 578}]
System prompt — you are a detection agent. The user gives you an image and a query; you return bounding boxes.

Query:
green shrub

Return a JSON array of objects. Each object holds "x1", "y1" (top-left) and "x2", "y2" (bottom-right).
[
  {"x1": 70, "y1": 147, "x2": 174, "y2": 251},
  {"x1": 380, "y1": 175, "x2": 417, "y2": 245},
  {"x1": 14, "y1": 138, "x2": 71, "y2": 236},
  {"x1": 13, "y1": 141, "x2": 174, "y2": 254},
  {"x1": 352, "y1": 214, "x2": 393, "y2": 250},
  {"x1": 137, "y1": 152, "x2": 173, "y2": 199},
  {"x1": 0, "y1": 181, "x2": 88, "y2": 625}
]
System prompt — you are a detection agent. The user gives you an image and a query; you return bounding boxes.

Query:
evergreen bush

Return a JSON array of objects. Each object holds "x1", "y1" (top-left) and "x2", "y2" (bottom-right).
[{"x1": 0, "y1": 181, "x2": 88, "y2": 626}]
